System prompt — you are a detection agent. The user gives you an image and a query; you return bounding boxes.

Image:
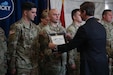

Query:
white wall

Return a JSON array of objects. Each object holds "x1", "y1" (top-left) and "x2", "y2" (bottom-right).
[{"x1": 50, "y1": 0, "x2": 113, "y2": 28}]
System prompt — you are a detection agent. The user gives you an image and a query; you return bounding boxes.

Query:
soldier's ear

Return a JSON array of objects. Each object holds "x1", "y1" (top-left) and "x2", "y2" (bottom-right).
[
  {"x1": 102, "y1": 15, "x2": 106, "y2": 19},
  {"x1": 73, "y1": 15, "x2": 76, "y2": 20},
  {"x1": 23, "y1": 10, "x2": 28, "y2": 16}
]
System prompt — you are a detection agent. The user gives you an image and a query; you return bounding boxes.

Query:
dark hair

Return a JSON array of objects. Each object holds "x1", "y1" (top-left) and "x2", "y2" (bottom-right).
[
  {"x1": 71, "y1": 9, "x2": 80, "y2": 21},
  {"x1": 22, "y1": 2, "x2": 36, "y2": 12},
  {"x1": 102, "y1": 9, "x2": 112, "y2": 16},
  {"x1": 80, "y1": 1, "x2": 95, "y2": 16}
]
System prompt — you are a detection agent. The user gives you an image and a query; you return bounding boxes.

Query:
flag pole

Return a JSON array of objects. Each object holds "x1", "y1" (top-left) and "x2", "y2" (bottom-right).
[
  {"x1": 47, "y1": 0, "x2": 50, "y2": 13},
  {"x1": 60, "y1": 0, "x2": 65, "y2": 27}
]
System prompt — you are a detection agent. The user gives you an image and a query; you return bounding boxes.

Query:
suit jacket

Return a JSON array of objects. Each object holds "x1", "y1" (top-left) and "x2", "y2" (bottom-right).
[{"x1": 58, "y1": 17, "x2": 109, "y2": 75}]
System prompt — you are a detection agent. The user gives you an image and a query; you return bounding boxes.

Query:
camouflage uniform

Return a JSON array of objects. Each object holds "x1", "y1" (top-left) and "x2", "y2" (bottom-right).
[
  {"x1": 40, "y1": 23, "x2": 67, "y2": 75},
  {"x1": 8, "y1": 18, "x2": 40, "y2": 75},
  {"x1": 37, "y1": 23, "x2": 46, "y2": 32},
  {"x1": 0, "y1": 27, "x2": 7, "y2": 75},
  {"x1": 66, "y1": 22, "x2": 80, "y2": 75},
  {"x1": 101, "y1": 20, "x2": 113, "y2": 58},
  {"x1": 101, "y1": 20, "x2": 113, "y2": 75},
  {"x1": 37, "y1": 23, "x2": 47, "y2": 75}
]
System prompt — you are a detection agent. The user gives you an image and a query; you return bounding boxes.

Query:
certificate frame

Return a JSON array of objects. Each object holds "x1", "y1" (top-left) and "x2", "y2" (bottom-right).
[{"x1": 49, "y1": 33, "x2": 66, "y2": 45}]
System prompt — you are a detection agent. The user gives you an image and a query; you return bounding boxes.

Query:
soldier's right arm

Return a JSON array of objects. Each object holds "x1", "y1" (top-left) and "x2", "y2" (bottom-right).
[
  {"x1": 8, "y1": 24, "x2": 21, "y2": 74},
  {"x1": 39, "y1": 29, "x2": 53, "y2": 56}
]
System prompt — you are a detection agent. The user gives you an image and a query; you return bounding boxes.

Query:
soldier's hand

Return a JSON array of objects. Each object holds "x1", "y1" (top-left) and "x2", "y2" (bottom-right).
[{"x1": 48, "y1": 43, "x2": 56, "y2": 49}]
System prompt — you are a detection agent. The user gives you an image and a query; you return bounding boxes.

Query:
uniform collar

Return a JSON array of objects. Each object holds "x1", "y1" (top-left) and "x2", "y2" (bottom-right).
[{"x1": 21, "y1": 18, "x2": 32, "y2": 29}]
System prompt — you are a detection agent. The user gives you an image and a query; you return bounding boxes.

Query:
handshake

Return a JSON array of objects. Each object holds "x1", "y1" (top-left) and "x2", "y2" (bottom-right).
[{"x1": 48, "y1": 33, "x2": 72, "y2": 52}]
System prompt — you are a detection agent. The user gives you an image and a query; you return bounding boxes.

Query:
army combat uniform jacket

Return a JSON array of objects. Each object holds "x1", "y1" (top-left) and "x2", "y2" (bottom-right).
[
  {"x1": 8, "y1": 18, "x2": 40, "y2": 72},
  {"x1": 37, "y1": 23, "x2": 47, "y2": 32},
  {"x1": 66, "y1": 22, "x2": 81, "y2": 75},
  {"x1": 101, "y1": 20, "x2": 113, "y2": 57},
  {"x1": 40, "y1": 23, "x2": 67, "y2": 75},
  {"x1": 0, "y1": 27, "x2": 7, "y2": 75}
]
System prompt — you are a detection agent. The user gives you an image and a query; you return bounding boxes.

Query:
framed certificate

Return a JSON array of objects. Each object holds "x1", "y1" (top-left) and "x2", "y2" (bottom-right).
[{"x1": 49, "y1": 33, "x2": 66, "y2": 45}]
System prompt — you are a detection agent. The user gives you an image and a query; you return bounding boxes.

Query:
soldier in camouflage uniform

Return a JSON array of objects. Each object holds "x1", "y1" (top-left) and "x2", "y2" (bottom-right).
[
  {"x1": 37, "y1": 10, "x2": 49, "y2": 75},
  {"x1": 100, "y1": 9, "x2": 113, "y2": 75},
  {"x1": 8, "y1": 2, "x2": 40, "y2": 75},
  {"x1": 66, "y1": 9, "x2": 82, "y2": 75},
  {"x1": 0, "y1": 27, "x2": 7, "y2": 75},
  {"x1": 37, "y1": 9, "x2": 49, "y2": 31},
  {"x1": 40, "y1": 9, "x2": 67, "y2": 75}
]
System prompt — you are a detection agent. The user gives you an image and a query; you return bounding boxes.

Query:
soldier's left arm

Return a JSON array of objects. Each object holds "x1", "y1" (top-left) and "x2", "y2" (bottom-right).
[{"x1": 7, "y1": 25, "x2": 21, "y2": 71}]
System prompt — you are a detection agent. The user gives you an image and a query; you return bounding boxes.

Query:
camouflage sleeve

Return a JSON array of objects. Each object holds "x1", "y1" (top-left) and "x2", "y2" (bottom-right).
[
  {"x1": 61, "y1": 25, "x2": 66, "y2": 33},
  {"x1": 39, "y1": 29, "x2": 52, "y2": 56},
  {"x1": 66, "y1": 27, "x2": 76, "y2": 65},
  {"x1": 68, "y1": 50, "x2": 76, "y2": 65},
  {"x1": 37, "y1": 26, "x2": 41, "y2": 32},
  {"x1": 0, "y1": 27, "x2": 7, "y2": 67},
  {"x1": 30, "y1": 30, "x2": 40, "y2": 64},
  {"x1": 107, "y1": 40, "x2": 113, "y2": 58},
  {"x1": 67, "y1": 27, "x2": 75, "y2": 38},
  {"x1": 108, "y1": 28, "x2": 113, "y2": 58},
  {"x1": 8, "y1": 24, "x2": 21, "y2": 70}
]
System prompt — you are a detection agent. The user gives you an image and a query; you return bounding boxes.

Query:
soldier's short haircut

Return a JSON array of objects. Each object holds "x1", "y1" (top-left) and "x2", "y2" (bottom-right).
[
  {"x1": 71, "y1": 9, "x2": 80, "y2": 21},
  {"x1": 80, "y1": 1, "x2": 95, "y2": 16},
  {"x1": 22, "y1": 2, "x2": 36, "y2": 12},
  {"x1": 102, "y1": 9, "x2": 112, "y2": 16}
]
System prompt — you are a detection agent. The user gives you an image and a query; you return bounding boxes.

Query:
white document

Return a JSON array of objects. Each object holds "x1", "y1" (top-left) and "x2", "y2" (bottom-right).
[{"x1": 50, "y1": 35, "x2": 66, "y2": 45}]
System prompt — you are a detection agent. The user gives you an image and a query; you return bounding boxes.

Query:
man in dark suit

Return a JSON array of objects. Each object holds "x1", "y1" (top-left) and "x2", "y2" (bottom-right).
[{"x1": 49, "y1": 1, "x2": 109, "y2": 75}]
